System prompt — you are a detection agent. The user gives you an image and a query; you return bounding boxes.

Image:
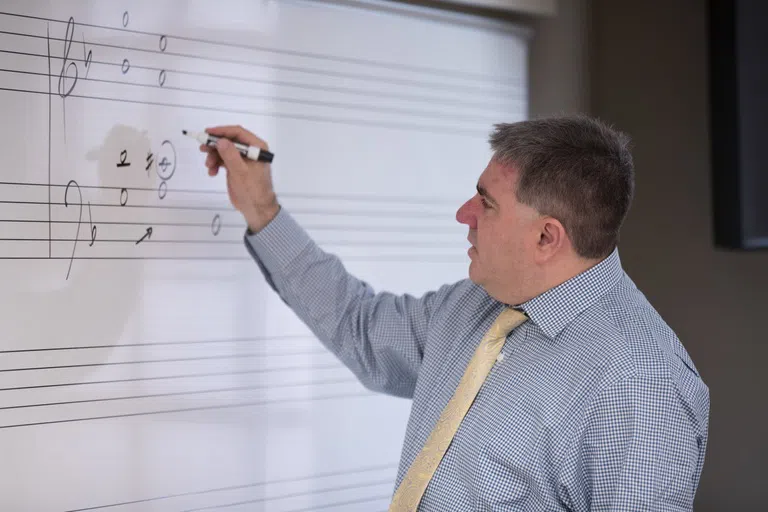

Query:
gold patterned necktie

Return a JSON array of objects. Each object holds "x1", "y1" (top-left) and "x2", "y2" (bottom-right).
[{"x1": 388, "y1": 307, "x2": 528, "y2": 511}]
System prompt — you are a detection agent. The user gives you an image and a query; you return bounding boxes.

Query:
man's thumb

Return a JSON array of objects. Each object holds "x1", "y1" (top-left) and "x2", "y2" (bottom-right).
[{"x1": 216, "y1": 138, "x2": 246, "y2": 172}]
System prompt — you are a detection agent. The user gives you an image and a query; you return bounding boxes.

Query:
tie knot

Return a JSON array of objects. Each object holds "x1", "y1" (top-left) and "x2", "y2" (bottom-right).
[{"x1": 488, "y1": 307, "x2": 527, "y2": 339}]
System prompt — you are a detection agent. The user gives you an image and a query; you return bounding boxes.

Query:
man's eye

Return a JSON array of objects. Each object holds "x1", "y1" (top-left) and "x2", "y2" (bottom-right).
[{"x1": 480, "y1": 197, "x2": 491, "y2": 209}]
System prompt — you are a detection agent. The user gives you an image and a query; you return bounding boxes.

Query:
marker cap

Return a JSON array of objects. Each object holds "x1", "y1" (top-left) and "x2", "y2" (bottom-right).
[{"x1": 247, "y1": 145, "x2": 273, "y2": 162}]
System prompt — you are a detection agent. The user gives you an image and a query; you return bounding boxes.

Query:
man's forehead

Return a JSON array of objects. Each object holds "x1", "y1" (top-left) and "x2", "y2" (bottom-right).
[{"x1": 479, "y1": 158, "x2": 518, "y2": 191}]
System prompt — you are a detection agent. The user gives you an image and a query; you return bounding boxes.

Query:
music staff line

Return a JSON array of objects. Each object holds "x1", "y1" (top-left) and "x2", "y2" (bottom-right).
[
  {"x1": 0, "y1": 244, "x2": 465, "y2": 262},
  {"x1": 0, "y1": 10, "x2": 521, "y2": 86},
  {"x1": 183, "y1": 492, "x2": 392, "y2": 512},
  {"x1": 0, "y1": 84, "x2": 487, "y2": 136},
  {"x1": 3, "y1": 218, "x2": 461, "y2": 234},
  {"x1": 1, "y1": 344, "x2": 330, "y2": 358},
  {"x1": 1, "y1": 179, "x2": 465, "y2": 206},
  {"x1": 0, "y1": 389, "x2": 373, "y2": 430},
  {"x1": 0, "y1": 254, "x2": 465, "y2": 261},
  {"x1": 0, "y1": 48, "x2": 514, "y2": 112},
  {"x1": 0, "y1": 27, "x2": 517, "y2": 99},
  {"x1": 6, "y1": 16, "x2": 514, "y2": 134},
  {"x1": 190, "y1": 496, "x2": 391, "y2": 512},
  {"x1": 0, "y1": 66, "x2": 509, "y2": 126},
  {"x1": 0, "y1": 379, "x2": 369, "y2": 413},
  {"x1": 3, "y1": 238, "x2": 465, "y2": 249},
  {"x1": 0, "y1": 334, "x2": 319, "y2": 354},
  {"x1": 0, "y1": 350, "x2": 342, "y2": 374},
  {"x1": 0, "y1": 47, "x2": 520, "y2": 114},
  {"x1": 3, "y1": 185, "x2": 468, "y2": 262},
  {"x1": 4, "y1": 210, "x2": 463, "y2": 245},
  {"x1": 86, "y1": 495, "x2": 391, "y2": 512},
  {"x1": 0, "y1": 364, "x2": 348, "y2": 391},
  {"x1": 1, "y1": 199, "x2": 453, "y2": 219},
  {"x1": 0, "y1": 366, "x2": 351, "y2": 394},
  {"x1": 0, "y1": 81, "x2": 488, "y2": 137},
  {"x1": 64, "y1": 463, "x2": 397, "y2": 512}
]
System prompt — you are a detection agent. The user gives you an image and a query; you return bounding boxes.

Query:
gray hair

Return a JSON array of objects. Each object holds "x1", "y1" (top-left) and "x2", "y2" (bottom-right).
[{"x1": 489, "y1": 114, "x2": 635, "y2": 259}]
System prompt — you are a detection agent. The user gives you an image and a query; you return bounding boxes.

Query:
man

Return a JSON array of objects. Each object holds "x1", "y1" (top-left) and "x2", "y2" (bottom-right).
[{"x1": 200, "y1": 115, "x2": 709, "y2": 511}]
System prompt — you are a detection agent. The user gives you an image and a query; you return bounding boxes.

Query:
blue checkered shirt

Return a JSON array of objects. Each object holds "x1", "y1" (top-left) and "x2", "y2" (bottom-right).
[{"x1": 244, "y1": 208, "x2": 710, "y2": 511}]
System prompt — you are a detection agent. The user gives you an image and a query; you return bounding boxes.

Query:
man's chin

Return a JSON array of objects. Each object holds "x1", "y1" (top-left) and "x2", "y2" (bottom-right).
[{"x1": 467, "y1": 260, "x2": 482, "y2": 284}]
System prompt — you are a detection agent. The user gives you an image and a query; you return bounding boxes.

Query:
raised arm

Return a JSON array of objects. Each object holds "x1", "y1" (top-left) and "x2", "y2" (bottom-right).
[
  {"x1": 244, "y1": 208, "x2": 456, "y2": 397},
  {"x1": 201, "y1": 125, "x2": 455, "y2": 397}
]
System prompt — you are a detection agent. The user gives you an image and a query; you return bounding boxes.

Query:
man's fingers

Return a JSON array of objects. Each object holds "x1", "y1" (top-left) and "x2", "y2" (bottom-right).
[
  {"x1": 215, "y1": 138, "x2": 248, "y2": 173},
  {"x1": 205, "y1": 151, "x2": 220, "y2": 169},
  {"x1": 201, "y1": 144, "x2": 218, "y2": 163},
  {"x1": 201, "y1": 143, "x2": 222, "y2": 176},
  {"x1": 205, "y1": 125, "x2": 266, "y2": 148}
]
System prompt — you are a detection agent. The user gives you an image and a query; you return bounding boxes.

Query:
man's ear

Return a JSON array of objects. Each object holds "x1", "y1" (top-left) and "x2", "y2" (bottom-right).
[{"x1": 536, "y1": 217, "x2": 567, "y2": 260}]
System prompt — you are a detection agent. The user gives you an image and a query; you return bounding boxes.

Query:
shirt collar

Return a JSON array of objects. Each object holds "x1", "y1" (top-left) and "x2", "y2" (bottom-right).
[{"x1": 514, "y1": 247, "x2": 624, "y2": 339}]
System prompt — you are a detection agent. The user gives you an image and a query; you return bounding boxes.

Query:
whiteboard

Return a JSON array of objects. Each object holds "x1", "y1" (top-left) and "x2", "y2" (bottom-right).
[{"x1": 0, "y1": 1, "x2": 528, "y2": 510}]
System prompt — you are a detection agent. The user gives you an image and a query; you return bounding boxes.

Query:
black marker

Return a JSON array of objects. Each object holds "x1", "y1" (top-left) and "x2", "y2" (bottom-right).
[{"x1": 182, "y1": 130, "x2": 274, "y2": 163}]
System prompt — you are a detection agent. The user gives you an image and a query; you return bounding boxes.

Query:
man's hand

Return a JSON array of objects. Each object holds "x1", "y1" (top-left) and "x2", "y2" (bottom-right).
[{"x1": 201, "y1": 125, "x2": 280, "y2": 232}]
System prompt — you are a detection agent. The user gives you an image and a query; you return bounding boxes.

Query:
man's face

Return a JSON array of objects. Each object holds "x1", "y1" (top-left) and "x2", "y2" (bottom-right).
[{"x1": 456, "y1": 158, "x2": 542, "y2": 301}]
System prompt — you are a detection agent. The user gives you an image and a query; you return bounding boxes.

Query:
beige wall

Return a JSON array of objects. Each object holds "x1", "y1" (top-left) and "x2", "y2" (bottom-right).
[
  {"x1": 438, "y1": 0, "x2": 556, "y2": 15},
  {"x1": 589, "y1": 0, "x2": 768, "y2": 509},
  {"x1": 527, "y1": 0, "x2": 591, "y2": 116}
]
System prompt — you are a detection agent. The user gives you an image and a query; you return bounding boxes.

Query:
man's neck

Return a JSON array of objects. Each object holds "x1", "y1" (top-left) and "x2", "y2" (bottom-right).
[{"x1": 503, "y1": 256, "x2": 604, "y2": 306}]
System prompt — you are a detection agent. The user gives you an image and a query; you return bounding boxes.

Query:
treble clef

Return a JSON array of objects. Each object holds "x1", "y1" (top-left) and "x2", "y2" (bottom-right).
[{"x1": 58, "y1": 17, "x2": 78, "y2": 98}]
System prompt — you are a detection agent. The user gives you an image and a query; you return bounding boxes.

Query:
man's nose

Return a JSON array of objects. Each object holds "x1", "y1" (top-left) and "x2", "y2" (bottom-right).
[{"x1": 456, "y1": 198, "x2": 477, "y2": 229}]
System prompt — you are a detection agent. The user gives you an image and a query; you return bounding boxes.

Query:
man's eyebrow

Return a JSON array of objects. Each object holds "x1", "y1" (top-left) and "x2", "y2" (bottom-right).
[{"x1": 477, "y1": 184, "x2": 498, "y2": 206}]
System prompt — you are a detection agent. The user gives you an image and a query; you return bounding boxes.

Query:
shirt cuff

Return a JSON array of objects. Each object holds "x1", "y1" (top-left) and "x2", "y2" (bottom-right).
[{"x1": 243, "y1": 207, "x2": 313, "y2": 275}]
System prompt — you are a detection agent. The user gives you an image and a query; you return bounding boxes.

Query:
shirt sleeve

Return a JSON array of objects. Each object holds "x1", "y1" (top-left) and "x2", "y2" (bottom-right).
[
  {"x1": 558, "y1": 373, "x2": 704, "y2": 511},
  {"x1": 243, "y1": 207, "x2": 455, "y2": 399}
]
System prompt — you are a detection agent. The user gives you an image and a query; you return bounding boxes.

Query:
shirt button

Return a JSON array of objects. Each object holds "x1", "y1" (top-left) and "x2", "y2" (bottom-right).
[{"x1": 496, "y1": 352, "x2": 505, "y2": 363}]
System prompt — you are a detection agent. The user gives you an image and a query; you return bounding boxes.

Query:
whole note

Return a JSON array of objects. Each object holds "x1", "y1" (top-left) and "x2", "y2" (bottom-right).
[
  {"x1": 158, "y1": 181, "x2": 168, "y2": 200},
  {"x1": 156, "y1": 140, "x2": 177, "y2": 181}
]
